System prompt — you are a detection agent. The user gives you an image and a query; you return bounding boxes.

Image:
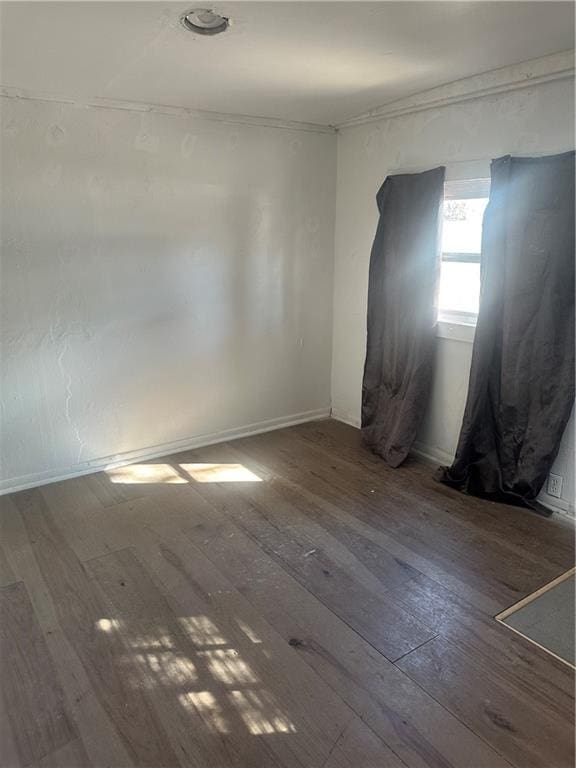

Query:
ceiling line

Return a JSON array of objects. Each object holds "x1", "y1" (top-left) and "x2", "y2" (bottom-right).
[
  {"x1": 0, "y1": 86, "x2": 337, "y2": 135},
  {"x1": 2, "y1": 51, "x2": 573, "y2": 135},
  {"x1": 337, "y1": 50, "x2": 574, "y2": 129}
]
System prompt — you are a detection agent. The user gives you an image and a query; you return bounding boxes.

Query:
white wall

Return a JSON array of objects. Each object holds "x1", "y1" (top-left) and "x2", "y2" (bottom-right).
[
  {"x1": 0, "y1": 97, "x2": 336, "y2": 491},
  {"x1": 332, "y1": 77, "x2": 575, "y2": 514}
]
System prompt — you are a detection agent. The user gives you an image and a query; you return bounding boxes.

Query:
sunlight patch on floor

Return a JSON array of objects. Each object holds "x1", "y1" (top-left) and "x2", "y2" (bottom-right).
[
  {"x1": 236, "y1": 619, "x2": 263, "y2": 644},
  {"x1": 180, "y1": 463, "x2": 262, "y2": 483},
  {"x1": 96, "y1": 614, "x2": 297, "y2": 737},
  {"x1": 199, "y1": 648, "x2": 259, "y2": 685},
  {"x1": 179, "y1": 691, "x2": 231, "y2": 734},
  {"x1": 106, "y1": 464, "x2": 187, "y2": 484},
  {"x1": 179, "y1": 616, "x2": 228, "y2": 647},
  {"x1": 135, "y1": 651, "x2": 198, "y2": 685},
  {"x1": 229, "y1": 690, "x2": 296, "y2": 735},
  {"x1": 96, "y1": 618, "x2": 123, "y2": 632}
]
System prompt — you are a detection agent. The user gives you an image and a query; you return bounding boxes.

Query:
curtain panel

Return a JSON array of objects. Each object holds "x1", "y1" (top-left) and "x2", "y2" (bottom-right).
[
  {"x1": 438, "y1": 151, "x2": 575, "y2": 512},
  {"x1": 362, "y1": 166, "x2": 445, "y2": 467}
]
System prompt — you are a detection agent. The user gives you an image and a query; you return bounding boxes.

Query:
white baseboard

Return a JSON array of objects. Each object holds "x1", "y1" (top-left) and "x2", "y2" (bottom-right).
[
  {"x1": 0, "y1": 408, "x2": 330, "y2": 496},
  {"x1": 411, "y1": 441, "x2": 454, "y2": 468},
  {"x1": 330, "y1": 410, "x2": 361, "y2": 429},
  {"x1": 331, "y1": 415, "x2": 454, "y2": 466},
  {"x1": 537, "y1": 490, "x2": 575, "y2": 519}
]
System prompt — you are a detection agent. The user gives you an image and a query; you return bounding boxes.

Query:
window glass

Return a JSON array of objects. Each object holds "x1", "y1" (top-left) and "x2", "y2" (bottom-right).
[
  {"x1": 438, "y1": 180, "x2": 489, "y2": 323},
  {"x1": 442, "y1": 198, "x2": 488, "y2": 255},
  {"x1": 439, "y1": 262, "x2": 480, "y2": 316}
]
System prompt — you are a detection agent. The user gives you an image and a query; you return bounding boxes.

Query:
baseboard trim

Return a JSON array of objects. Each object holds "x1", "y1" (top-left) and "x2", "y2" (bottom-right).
[
  {"x1": 330, "y1": 410, "x2": 361, "y2": 429},
  {"x1": 0, "y1": 408, "x2": 330, "y2": 496},
  {"x1": 411, "y1": 441, "x2": 454, "y2": 468},
  {"x1": 330, "y1": 416, "x2": 456, "y2": 467},
  {"x1": 536, "y1": 491, "x2": 575, "y2": 519}
]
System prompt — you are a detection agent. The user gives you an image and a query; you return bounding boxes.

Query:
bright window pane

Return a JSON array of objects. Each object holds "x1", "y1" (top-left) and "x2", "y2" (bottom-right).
[
  {"x1": 442, "y1": 197, "x2": 488, "y2": 254},
  {"x1": 439, "y1": 190, "x2": 488, "y2": 320},
  {"x1": 439, "y1": 261, "x2": 480, "y2": 315}
]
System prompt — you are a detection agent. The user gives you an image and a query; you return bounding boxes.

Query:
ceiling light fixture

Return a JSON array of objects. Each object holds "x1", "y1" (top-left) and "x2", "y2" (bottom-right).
[{"x1": 181, "y1": 8, "x2": 230, "y2": 36}]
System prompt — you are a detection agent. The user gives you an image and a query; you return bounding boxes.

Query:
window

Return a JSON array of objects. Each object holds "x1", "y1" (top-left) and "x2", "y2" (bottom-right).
[{"x1": 438, "y1": 178, "x2": 490, "y2": 325}]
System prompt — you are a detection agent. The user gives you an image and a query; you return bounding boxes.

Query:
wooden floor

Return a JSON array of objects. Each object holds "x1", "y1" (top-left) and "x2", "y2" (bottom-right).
[{"x1": 1, "y1": 419, "x2": 574, "y2": 768}]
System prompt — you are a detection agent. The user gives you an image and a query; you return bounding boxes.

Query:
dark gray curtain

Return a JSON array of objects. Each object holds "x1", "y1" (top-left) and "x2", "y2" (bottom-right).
[
  {"x1": 438, "y1": 151, "x2": 575, "y2": 513},
  {"x1": 362, "y1": 167, "x2": 445, "y2": 467}
]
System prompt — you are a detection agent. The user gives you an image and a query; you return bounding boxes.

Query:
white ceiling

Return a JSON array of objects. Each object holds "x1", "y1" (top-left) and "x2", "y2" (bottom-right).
[{"x1": 1, "y1": 1, "x2": 574, "y2": 125}]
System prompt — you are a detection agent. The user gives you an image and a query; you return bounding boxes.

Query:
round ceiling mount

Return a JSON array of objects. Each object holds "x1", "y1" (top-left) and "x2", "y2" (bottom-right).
[{"x1": 181, "y1": 8, "x2": 230, "y2": 35}]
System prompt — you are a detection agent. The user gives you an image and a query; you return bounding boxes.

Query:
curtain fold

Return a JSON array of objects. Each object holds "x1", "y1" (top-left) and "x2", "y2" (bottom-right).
[
  {"x1": 438, "y1": 151, "x2": 575, "y2": 513},
  {"x1": 362, "y1": 166, "x2": 445, "y2": 467}
]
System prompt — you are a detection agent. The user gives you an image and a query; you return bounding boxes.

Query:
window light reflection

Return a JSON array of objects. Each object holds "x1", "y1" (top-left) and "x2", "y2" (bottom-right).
[
  {"x1": 106, "y1": 463, "x2": 187, "y2": 484},
  {"x1": 179, "y1": 691, "x2": 230, "y2": 734},
  {"x1": 180, "y1": 463, "x2": 262, "y2": 483},
  {"x1": 178, "y1": 616, "x2": 228, "y2": 647},
  {"x1": 229, "y1": 690, "x2": 296, "y2": 735},
  {"x1": 199, "y1": 648, "x2": 259, "y2": 685}
]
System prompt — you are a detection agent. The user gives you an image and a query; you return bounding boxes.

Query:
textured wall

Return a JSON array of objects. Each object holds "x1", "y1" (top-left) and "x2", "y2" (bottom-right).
[
  {"x1": 1, "y1": 98, "x2": 336, "y2": 488},
  {"x1": 332, "y1": 78, "x2": 575, "y2": 513}
]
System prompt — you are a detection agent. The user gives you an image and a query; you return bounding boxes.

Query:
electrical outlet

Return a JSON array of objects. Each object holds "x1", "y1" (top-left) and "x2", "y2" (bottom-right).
[{"x1": 547, "y1": 473, "x2": 563, "y2": 499}]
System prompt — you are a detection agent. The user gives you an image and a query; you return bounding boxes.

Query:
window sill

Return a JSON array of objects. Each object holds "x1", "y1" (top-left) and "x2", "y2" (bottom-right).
[{"x1": 436, "y1": 316, "x2": 476, "y2": 343}]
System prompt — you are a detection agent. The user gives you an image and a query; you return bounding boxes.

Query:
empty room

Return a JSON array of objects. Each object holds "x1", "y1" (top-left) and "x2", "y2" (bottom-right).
[{"x1": 1, "y1": 1, "x2": 575, "y2": 766}]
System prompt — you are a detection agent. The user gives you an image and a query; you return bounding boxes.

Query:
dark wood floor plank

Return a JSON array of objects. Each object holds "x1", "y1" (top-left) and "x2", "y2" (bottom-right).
[
  {"x1": 37, "y1": 738, "x2": 92, "y2": 768},
  {"x1": 11, "y1": 488, "x2": 182, "y2": 768},
  {"x1": 149, "y1": 485, "x2": 512, "y2": 768},
  {"x1": 234, "y1": 428, "x2": 565, "y2": 609},
  {"x1": 180, "y1": 441, "x2": 421, "y2": 594},
  {"x1": 42, "y1": 478, "x2": 424, "y2": 766},
  {"x1": 0, "y1": 685, "x2": 22, "y2": 768},
  {"x1": 0, "y1": 542, "x2": 18, "y2": 587},
  {"x1": 291, "y1": 420, "x2": 572, "y2": 579},
  {"x1": 385, "y1": 572, "x2": 575, "y2": 722},
  {"x1": 259, "y1": 427, "x2": 562, "y2": 592},
  {"x1": 323, "y1": 717, "x2": 407, "y2": 768},
  {"x1": 82, "y1": 469, "x2": 148, "y2": 507},
  {"x1": 396, "y1": 634, "x2": 574, "y2": 768},
  {"x1": 296, "y1": 420, "x2": 574, "y2": 567},
  {"x1": 41, "y1": 478, "x2": 158, "y2": 563},
  {"x1": 227, "y1": 431, "x2": 505, "y2": 613},
  {"x1": 84, "y1": 547, "x2": 289, "y2": 768},
  {"x1": 0, "y1": 493, "x2": 136, "y2": 768},
  {"x1": 38, "y1": 488, "x2": 420, "y2": 768},
  {"x1": 125, "y1": 529, "x2": 403, "y2": 768},
  {"x1": 225, "y1": 440, "x2": 503, "y2": 614},
  {"x1": 52, "y1": 486, "x2": 397, "y2": 765},
  {"x1": 0, "y1": 581, "x2": 77, "y2": 766},
  {"x1": 177, "y1": 444, "x2": 436, "y2": 662},
  {"x1": 2, "y1": 419, "x2": 573, "y2": 768}
]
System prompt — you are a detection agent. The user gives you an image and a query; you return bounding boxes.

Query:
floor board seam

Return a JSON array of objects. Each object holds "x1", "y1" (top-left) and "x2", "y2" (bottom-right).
[
  {"x1": 82, "y1": 545, "x2": 134, "y2": 565},
  {"x1": 392, "y1": 633, "x2": 440, "y2": 664},
  {"x1": 320, "y1": 723, "x2": 347, "y2": 768}
]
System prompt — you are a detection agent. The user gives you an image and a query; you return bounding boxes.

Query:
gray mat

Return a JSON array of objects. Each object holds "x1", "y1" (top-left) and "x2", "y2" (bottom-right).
[{"x1": 501, "y1": 572, "x2": 575, "y2": 666}]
